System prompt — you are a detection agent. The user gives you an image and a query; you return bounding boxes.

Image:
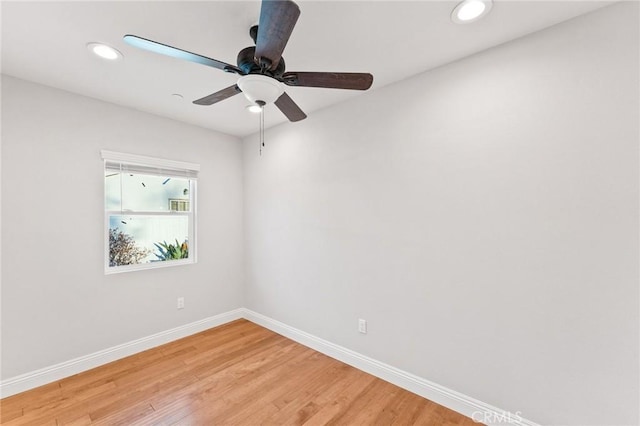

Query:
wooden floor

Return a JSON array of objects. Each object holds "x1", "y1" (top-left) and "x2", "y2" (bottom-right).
[{"x1": 1, "y1": 319, "x2": 477, "y2": 425}]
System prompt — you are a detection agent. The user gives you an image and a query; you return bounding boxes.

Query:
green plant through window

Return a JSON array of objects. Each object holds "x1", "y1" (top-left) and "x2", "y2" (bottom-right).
[{"x1": 154, "y1": 239, "x2": 189, "y2": 261}]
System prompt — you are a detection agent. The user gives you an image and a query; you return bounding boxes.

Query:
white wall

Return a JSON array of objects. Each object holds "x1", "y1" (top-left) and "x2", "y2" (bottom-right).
[
  {"x1": 243, "y1": 3, "x2": 639, "y2": 425},
  {"x1": 1, "y1": 76, "x2": 244, "y2": 379}
]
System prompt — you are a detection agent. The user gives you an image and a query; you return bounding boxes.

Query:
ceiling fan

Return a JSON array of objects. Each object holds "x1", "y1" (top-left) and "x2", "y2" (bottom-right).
[{"x1": 123, "y1": 0, "x2": 374, "y2": 122}]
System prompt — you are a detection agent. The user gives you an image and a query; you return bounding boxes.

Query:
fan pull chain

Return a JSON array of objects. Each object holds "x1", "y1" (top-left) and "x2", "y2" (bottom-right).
[{"x1": 258, "y1": 101, "x2": 266, "y2": 156}]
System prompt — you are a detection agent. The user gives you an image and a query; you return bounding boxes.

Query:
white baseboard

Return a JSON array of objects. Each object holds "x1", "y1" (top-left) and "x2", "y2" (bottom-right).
[
  {"x1": 0, "y1": 308, "x2": 244, "y2": 398},
  {"x1": 1, "y1": 307, "x2": 538, "y2": 426},
  {"x1": 242, "y1": 308, "x2": 540, "y2": 426}
]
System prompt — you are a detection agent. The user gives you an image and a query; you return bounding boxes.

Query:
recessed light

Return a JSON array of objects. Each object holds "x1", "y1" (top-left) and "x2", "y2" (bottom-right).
[
  {"x1": 171, "y1": 93, "x2": 184, "y2": 100},
  {"x1": 451, "y1": 0, "x2": 492, "y2": 24},
  {"x1": 87, "y1": 42, "x2": 123, "y2": 60}
]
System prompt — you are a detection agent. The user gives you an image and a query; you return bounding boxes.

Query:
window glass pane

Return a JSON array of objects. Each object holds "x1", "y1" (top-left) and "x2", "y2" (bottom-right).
[
  {"x1": 109, "y1": 215, "x2": 189, "y2": 267},
  {"x1": 105, "y1": 171, "x2": 122, "y2": 211},
  {"x1": 106, "y1": 172, "x2": 191, "y2": 212}
]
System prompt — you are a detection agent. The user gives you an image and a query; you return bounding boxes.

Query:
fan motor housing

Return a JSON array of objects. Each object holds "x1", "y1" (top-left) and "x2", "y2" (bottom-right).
[{"x1": 237, "y1": 46, "x2": 285, "y2": 77}]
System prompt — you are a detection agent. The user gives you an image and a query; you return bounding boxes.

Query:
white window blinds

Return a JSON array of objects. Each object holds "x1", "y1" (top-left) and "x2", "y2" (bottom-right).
[{"x1": 101, "y1": 150, "x2": 200, "y2": 179}]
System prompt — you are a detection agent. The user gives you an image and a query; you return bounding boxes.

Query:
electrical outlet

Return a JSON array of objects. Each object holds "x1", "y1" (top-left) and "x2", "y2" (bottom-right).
[
  {"x1": 358, "y1": 319, "x2": 367, "y2": 334},
  {"x1": 177, "y1": 297, "x2": 185, "y2": 309}
]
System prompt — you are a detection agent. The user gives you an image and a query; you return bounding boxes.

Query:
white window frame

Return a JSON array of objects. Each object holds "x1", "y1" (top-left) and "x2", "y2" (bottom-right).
[{"x1": 102, "y1": 150, "x2": 199, "y2": 274}]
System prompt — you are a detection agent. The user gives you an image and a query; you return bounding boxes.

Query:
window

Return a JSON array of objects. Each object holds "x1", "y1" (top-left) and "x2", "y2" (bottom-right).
[
  {"x1": 169, "y1": 199, "x2": 190, "y2": 212},
  {"x1": 102, "y1": 150, "x2": 199, "y2": 274}
]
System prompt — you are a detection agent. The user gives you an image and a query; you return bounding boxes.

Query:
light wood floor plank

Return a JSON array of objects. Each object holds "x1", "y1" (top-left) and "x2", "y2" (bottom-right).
[{"x1": 1, "y1": 319, "x2": 478, "y2": 425}]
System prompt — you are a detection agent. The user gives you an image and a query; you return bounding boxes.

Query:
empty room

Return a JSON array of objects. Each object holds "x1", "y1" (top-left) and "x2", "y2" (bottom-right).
[{"x1": 1, "y1": 1, "x2": 638, "y2": 425}]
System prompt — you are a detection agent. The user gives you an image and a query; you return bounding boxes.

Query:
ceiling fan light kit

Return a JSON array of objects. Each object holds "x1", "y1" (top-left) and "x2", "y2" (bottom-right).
[
  {"x1": 246, "y1": 104, "x2": 264, "y2": 113},
  {"x1": 451, "y1": 0, "x2": 493, "y2": 24},
  {"x1": 122, "y1": 0, "x2": 373, "y2": 123},
  {"x1": 237, "y1": 75, "x2": 284, "y2": 105}
]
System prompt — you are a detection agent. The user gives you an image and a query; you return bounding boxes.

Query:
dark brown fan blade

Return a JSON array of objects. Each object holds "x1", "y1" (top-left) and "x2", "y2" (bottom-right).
[
  {"x1": 275, "y1": 92, "x2": 307, "y2": 122},
  {"x1": 123, "y1": 35, "x2": 243, "y2": 75},
  {"x1": 193, "y1": 85, "x2": 242, "y2": 105},
  {"x1": 255, "y1": 0, "x2": 300, "y2": 71},
  {"x1": 282, "y1": 72, "x2": 373, "y2": 90}
]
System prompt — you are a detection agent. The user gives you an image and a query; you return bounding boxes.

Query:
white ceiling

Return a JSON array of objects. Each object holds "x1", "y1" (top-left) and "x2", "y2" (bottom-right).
[{"x1": 1, "y1": 1, "x2": 612, "y2": 138}]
